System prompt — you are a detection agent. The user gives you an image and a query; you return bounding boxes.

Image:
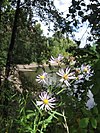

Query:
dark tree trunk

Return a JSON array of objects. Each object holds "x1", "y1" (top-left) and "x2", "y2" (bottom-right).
[
  {"x1": 3, "y1": 0, "x2": 20, "y2": 121},
  {"x1": 5, "y1": 0, "x2": 20, "y2": 79}
]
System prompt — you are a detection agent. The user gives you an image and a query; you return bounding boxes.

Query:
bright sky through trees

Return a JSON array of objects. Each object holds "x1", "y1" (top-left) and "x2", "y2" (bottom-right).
[{"x1": 41, "y1": 0, "x2": 91, "y2": 48}]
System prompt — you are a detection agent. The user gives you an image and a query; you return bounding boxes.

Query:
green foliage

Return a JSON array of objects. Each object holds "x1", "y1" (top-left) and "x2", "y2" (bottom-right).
[
  {"x1": 92, "y1": 58, "x2": 100, "y2": 114},
  {"x1": 47, "y1": 31, "x2": 77, "y2": 58},
  {"x1": 90, "y1": 118, "x2": 97, "y2": 129},
  {"x1": 79, "y1": 118, "x2": 89, "y2": 128},
  {"x1": 68, "y1": 0, "x2": 100, "y2": 43},
  {"x1": 13, "y1": 22, "x2": 49, "y2": 64}
]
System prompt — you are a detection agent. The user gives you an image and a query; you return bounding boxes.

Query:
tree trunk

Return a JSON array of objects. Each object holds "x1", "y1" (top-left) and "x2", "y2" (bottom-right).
[
  {"x1": 3, "y1": 0, "x2": 20, "y2": 122},
  {"x1": 5, "y1": 0, "x2": 20, "y2": 79}
]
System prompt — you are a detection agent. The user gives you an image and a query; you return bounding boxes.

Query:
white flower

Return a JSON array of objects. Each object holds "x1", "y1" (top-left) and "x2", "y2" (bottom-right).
[
  {"x1": 81, "y1": 64, "x2": 93, "y2": 80},
  {"x1": 36, "y1": 91, "x2": 56, "y2": 111},
  {"x1": 56, "y1": 67, "x2": 76, "y2": 86},
  {"x1": 36, "y1": 72, "x2": 48, "y2": 84},
  {"x1": 81, "y1": 64, "x2": 91, "y2": 74},
  {"x1": 49, "y1": 54, "x2": 64, "y2": 65}
]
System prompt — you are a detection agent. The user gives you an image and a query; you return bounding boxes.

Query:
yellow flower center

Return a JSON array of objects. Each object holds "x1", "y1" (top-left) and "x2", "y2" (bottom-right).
[
  {"x1": 76, "y1": 76, "x2": 79, "y2": 80},
  {"x1": 43, "y1": 99, "x2": 49, "y2": 104},
  {"x1": 63, "y1": 74, "x2": 68, "y2": 80},
  {"x1": 84, "y1": 67, "x2": 88, "y2": 72},
  {"x1": 40, "y1": 75, "x2": 45, "y2": 79}
]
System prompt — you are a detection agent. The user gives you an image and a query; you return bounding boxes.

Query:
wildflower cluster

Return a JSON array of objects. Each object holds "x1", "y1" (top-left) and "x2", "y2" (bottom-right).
[{"x1": 35, "y1": 54, "x2": 93, "y2": 111}]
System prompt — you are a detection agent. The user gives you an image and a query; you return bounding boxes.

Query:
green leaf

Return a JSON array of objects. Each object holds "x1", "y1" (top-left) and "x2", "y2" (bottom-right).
[
  {"x1": 80, "y1": 129, "x2": 87, "y2": 133},
  {"x1": 39, "y1": 113, "x2": 55, "y2": 129},
  {"x1": 26, "y1": 113, "x2": 35, "y2": 119},
  {"x1": 90, "y1": 118, "x2": 97, "y2": 129},
  {"x1": 89, "y1": 130, "x2": 95, "y2": 133},
  {"x1": 79, "y1": 118, "x2": 89, "y2": 128},
  {"x1": 92, "y1": 107, "x2": 98, "y2": 115},
  {"x1": 51, "y1": 110, "x2": 64, "y2": 117},
  {"x1": 32, "y1": 101, "x2": 42, "y2": 116},
  {"x1": 70, "y1": 127, "x2": 77, "y2": 133}
]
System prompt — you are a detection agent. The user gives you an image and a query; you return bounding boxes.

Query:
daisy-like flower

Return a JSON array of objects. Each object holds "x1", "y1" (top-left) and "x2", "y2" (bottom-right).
[
  {"x1": 36, "y1": 91, "x2": 56, "y2": 111},
  {"x1": 81, "y1": 64, "x2": 91, "y2": 74},
  {"x1": 81, "y1": 64, "x2": 93, "y2": 80},
  {"x1": 49, "y1": 54, "x2": 64, "y2": 65},
  {"x1": 36, "y1": 72, "x2": 48, "y2": 84},
  {"x1": 56, "y1": 67, "x2": 76, "y2": 86}
]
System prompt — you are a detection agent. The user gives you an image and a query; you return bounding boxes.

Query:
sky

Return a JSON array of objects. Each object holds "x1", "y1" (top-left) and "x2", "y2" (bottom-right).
[{"x1": 40, "y1": 0, "x2": 91, "y2": 48}]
